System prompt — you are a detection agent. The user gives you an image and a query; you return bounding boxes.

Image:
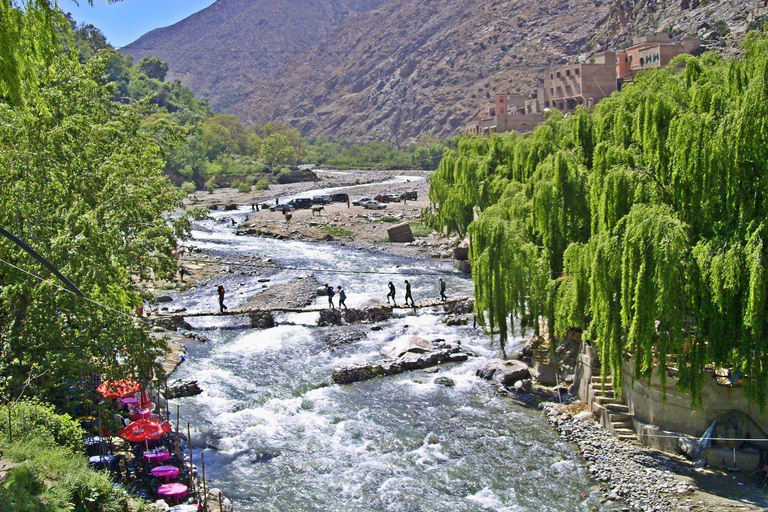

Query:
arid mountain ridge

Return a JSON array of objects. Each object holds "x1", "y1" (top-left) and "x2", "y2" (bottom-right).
[{"x1": 124, "y1": 0, "x2": 767, "y2": 144}]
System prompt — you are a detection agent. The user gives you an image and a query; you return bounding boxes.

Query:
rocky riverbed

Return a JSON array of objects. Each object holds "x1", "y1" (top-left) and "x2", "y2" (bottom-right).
[{"x1": 542, "y1": 403, "x2": 768, "y2": 512}]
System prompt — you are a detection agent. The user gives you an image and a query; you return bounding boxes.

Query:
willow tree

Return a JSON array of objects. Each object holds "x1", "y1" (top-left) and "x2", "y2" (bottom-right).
[{"x1": 429, "y1": 31, "x2": 768, "y2": 406}]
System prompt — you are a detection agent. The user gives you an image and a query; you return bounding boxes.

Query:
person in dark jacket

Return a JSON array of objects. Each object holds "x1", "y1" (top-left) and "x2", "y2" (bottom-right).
[
  {"x1": 217, "y1": 285, "x2": 227, "y2": 313},
  {"x1": 326, "y1": 283, "x2": 335, "y2": 309},
  {"x1": 387, "y1": 281, "x2": 397, "y2": 306},
  {"x1": 404, "y1": 280, "x2": 415, "y2": 307},
  {"x1": 337, "y1": 286, "x2": 348, "y2": 310},
  {"x1": 439, "y1": 278, "x2": 447, "y2": 301}
]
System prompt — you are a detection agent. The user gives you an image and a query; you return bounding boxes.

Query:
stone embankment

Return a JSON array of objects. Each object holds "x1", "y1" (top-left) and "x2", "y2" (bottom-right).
[
  {"x1": 318, "y1": 306, "x2": 392, "y2": 326},
  {"x1": 543, "y1": 403, "x2": 698, "y2": 512},
  {"x1": 331, "y1": 336, "x2": 471, "y2": 384}
]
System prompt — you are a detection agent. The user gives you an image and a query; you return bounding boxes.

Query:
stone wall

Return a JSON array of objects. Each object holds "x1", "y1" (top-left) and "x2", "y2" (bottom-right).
[{"x1": 620, "y1": 358, "x2": 768, "y2": 437}]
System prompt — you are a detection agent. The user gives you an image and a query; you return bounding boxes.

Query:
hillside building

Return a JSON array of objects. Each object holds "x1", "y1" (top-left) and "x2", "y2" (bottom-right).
[
  {"x1": 464, "y1": 33, "x2": 700, "y2": 136},
  {"x1": 616, "y1": 32, "x2": 700, "y2": 81}
]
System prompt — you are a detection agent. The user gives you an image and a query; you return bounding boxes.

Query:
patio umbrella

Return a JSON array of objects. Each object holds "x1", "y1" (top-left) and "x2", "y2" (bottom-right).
[
  {"x1": 97, "y1": 379, "x2": 141, "y2": 400},
  {"x1": 117, "y1": 418, "x2": 172, "y2": 443}
]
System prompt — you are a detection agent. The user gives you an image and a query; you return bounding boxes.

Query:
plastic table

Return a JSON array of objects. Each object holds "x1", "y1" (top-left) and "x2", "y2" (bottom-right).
[
  {"x1": 143, "y1": 449, "x2": 171, "y2": 466},
  {"x1": 157, "y1": 483, "x2": 189, "y2": 505},
  {"x1": 88, "y1": 455, "x2": 115, "y2": 471},
  {"x1": 150, "y1": 465, "x2": 180, "y2": 483}
]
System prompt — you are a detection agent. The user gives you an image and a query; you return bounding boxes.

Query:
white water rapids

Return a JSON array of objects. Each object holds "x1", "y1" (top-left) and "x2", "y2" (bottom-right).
[{"x1": 165, "y1": 174, "x2": 599, "y2": 511}]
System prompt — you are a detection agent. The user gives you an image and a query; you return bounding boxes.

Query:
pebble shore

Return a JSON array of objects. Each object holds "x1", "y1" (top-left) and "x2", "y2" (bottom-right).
[{"x1": 542, "y1": 403, "x2": 700, "y2": 512}]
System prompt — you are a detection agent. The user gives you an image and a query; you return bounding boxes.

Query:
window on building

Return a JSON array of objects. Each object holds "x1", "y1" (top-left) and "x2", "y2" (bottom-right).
[
  {"x1": 575, "y1": 84, "x2": 581, "y2": 93},
  {"x1": 640, "y1": 57, "x2": 644, "y2": 66},
  {"x1": 544, "y1": 101, "x2": 550, "y2": 108},
  {"x1": 556, "y1": 86, "x2": 562, "y2": 95},
  {"x1": 556, "y1": 71, "x2": 561, "y2": 78},
  {"x1": 550, "y1": 73, "x2": 553, "y2": 79},
  {"x1": 566, "y1": 69, "x2": 570, "y2": 76},
  {"x1": 575, "y1": 68, "x2": 580, "y2": 75},
  {"x1": 654, "y1": 53, "x2": 660, "y2": 62},
  {"x1": 629, "y1": 55, "x2": 633, "y2": 62},
  {"x1": 565, "y1": 85, "x2": 572, "y2": 94},
  {"x1": 550, "y1": 88, "x2": 554, "y2": 95}
]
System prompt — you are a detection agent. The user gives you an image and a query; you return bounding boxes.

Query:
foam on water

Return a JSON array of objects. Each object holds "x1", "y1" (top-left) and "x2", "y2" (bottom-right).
[{"x1": 164, "y1": 206, "x2": 597, "y2": 511}]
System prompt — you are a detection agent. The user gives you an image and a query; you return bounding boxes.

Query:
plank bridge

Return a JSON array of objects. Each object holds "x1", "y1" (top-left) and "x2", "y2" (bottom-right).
[{"x1": 159, "y1": 296, "x2": 472, "y2": 319}]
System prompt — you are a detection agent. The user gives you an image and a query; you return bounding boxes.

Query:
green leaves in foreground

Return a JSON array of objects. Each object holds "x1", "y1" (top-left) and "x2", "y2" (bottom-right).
[
  {"x1": 428, "y1": 32, "x2": 768, "y2": 406},
  {"x1": 0, "y1": 41, "x2": 184, "y2": 404}
]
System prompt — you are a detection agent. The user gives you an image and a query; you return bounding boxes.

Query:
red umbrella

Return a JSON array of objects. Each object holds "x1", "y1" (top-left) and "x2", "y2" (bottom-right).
[
  {"x1": 117, "y1": 419, "x2": 172, "y2": 443},
  {"x1": 97, "y1": 379, "x2": 141, "y2": 400}
]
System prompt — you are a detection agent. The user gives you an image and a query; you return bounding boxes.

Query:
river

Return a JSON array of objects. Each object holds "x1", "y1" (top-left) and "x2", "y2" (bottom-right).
[{"x1": 166, "y1": 175, "x2": 598, "y2": 511}]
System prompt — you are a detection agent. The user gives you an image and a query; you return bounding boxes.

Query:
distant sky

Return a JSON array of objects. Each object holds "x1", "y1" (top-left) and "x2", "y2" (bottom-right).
[{"x1": 59, "y1": 0, "x2": 217, "y2": 48}]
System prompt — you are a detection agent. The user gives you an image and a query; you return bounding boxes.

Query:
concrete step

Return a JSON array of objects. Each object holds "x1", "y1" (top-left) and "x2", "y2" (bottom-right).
[
  {"x1": 604, "y1": 403, "x2": 630, "y2": 413},
  {"x1": 617, "y1": 434, "x2": 637, "y2": 442},
  {"x1": 594, "y1": 390, "x2": 615, "y2": 398},
  {"x1": 612, "y1": 422, "x2": 633, "y2": 431},
  {"x1": 590, "y1": 382, "x2": 614, "y2": 390},
  {"x1": 594, "y1": 396, "x2": 619, "y2": 405},
  {"x1": 608, "y1": 413, "x2": 632, "y2": 422},
  {"x1": 591, "y1": 374, "x2": 613, "y2": 381}
]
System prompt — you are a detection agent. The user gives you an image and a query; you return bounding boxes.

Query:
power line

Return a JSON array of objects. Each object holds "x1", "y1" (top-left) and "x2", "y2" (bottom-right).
[
  {"x1": 176, "y1": 256, "x2": 576, "y2": 277},
  {"x1": 0, "y1": 257, "x2": 173, "y2": 334}
]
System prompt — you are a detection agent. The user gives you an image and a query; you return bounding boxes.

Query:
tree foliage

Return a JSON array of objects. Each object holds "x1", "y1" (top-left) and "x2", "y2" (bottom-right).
[
  {"x1": 428, "y1": 33, "x2": 768, "y2": 406},
  {"x1": 0, "y1": 4, "x2": 183, "y2": 405}
]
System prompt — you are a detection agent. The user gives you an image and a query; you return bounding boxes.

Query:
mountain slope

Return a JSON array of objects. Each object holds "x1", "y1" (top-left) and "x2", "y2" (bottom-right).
[
  {"x1": 125, "y1": 0, "x2": 767, "y2": 142},
  {"x1": 123, "y1": 0, "x2": 391, "y2": 111},
  {"x1": 232, "y1": 0, "x2": 613, "y2": 143}
]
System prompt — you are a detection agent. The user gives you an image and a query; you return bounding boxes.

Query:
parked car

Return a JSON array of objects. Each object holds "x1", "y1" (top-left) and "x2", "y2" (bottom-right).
[
  {"x1": 401, "y1": 190, "x2": 418, "y2": 201},
  {"x1": 363, "y1": 200, "x2": 387, "y2": 210},
  {"x1": 331, "y1": 192, "x2": 349, "y2": 202},
  {"x1": 385, "y1": 193, "x2": 402, "y2": 202},
  {"x1": 312, "y1": 195, "x2": 331, "y2": 205},
  {"x1": 269, "y1": 203, "x2": 295, "y2": 213},
  {"x1": 353, "y1": 197, "x2": 373, "y2": 206},
  {"x1": 374, "y1": 194, "x2": 390, "y2": 203},
  {"x1": 291, "y1": 198, "x2": 314, "y2": 209}
]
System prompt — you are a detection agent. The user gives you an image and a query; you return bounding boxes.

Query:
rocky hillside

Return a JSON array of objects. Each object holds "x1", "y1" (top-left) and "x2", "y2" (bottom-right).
[
  {"x1": 123, "y1": 0, "x2": 390, "y2": 111},
  {"x1": 124, "y1": 0, "x2": 767, "y2": 143}
]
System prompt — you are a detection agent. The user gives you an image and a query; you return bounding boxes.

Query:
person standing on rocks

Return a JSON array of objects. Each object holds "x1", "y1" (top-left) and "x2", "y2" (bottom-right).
[
  {"x1": 326, "y1": 283, "x2": 335, "y2": 309},
  {"x1": 337, "y1": 286, "x2": 348, "y2": 310},
  {"x1": 404, "y1": 279, "x2": 415, "y2": 307},
  {"x1": 217, "y1": 285, "x2": 228, "y2": 313},
  {"x1": 387, "y1": 281, "x2": 397, "y2": 306},
  {"x1": 347, "y1": 198, "x2": 350, "y2": 209},
  {"x1": 439, "y1": 278, "x2": 447, "y2": 301}
]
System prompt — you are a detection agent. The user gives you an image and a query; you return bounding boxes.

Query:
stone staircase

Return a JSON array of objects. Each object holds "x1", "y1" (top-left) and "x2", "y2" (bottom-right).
[{"x1": 590, "y1": 374, "x2": 638, "y2": 443}]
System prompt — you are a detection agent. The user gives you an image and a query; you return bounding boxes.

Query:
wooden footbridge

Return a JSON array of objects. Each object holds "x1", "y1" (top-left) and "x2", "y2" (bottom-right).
[{"x1": 157, "y1": 296, "x2": 472, "y2": 319}]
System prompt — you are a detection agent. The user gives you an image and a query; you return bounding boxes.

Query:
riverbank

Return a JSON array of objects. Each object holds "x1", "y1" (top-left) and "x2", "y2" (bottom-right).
[{"x1": 543, "y1": 402, "x2": 768, "y2": 512}]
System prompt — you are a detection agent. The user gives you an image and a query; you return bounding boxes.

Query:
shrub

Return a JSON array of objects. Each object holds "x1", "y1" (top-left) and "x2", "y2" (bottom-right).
[
  {"x1": 253, "y1": 178, "x2": 270, "y2": 191},
  {"x1": 205, "y1": 178, "x2": 218, "y2": 194},
  {"x1": 180, "y1": 181, "x2": 196, "y2": 194},
  {"x1": 0, "y1": 399, "x2": 85, "y2": 453},
  {"x1": 234, "y1": 181, "x2": 251, "y2": 193},
  {"x1": 276, "y1": 168, "x2": 293, "y2": 184}
]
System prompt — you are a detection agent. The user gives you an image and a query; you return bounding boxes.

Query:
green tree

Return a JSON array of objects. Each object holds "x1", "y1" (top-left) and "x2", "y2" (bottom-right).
[
  {"x1": 427, "y1": 33, "x2": 768, "y2": 406},
  {"x1": 0, "y1": 49, "x2": 184, "y2": 402},
  {"x1": 137, "y1": 55, "x2": 169, "y2": 81}
]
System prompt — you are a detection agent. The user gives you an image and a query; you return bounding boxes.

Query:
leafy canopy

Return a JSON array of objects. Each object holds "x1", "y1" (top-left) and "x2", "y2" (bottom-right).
[{"x1": 427, "y1": 33, "x2": 768, "y2": 406}]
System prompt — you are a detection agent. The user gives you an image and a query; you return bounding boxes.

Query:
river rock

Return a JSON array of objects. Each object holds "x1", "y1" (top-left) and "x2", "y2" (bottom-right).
[
  {"x1": 205, "y1": 488, "x2": 234, "y2": 512},
  {"x1": 381, "y1": 336, "x2": 434, "y2": 358},
  {"x1": 476, "y1": 359, "x2": 531, "y2": 386},
  {"x1": 156, "y1": 295, "x2": 173, "y2": 303},
  {"x1": 434, "y1": 376, "x2": 455, "y2": 387},
  {"x1": 332, "y1": 344, "x2": 471, "y2": 384},
  {"x1": 165, "y1": 380, "x2": 203, "y2": 399}
]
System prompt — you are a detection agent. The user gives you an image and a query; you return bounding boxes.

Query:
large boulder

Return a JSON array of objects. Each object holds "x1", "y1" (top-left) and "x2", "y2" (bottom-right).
[
  {"x1": 381, "y1": 336, "x2": 434, "y2": 359},
  {"x1": 476, "y1": 359, "x2": 531, "y2": 386}
]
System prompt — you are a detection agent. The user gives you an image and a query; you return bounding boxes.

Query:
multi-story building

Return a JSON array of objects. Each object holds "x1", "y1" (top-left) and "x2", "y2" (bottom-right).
[
  {"x1": 616, "y1": 33, "x2": 700, "y2": 81},
  {"x1": 464, "y1": 34, "x2": 700, "y2": 136},
  {"x1": 543, "y1": 51, "x2": 618, "y2": 112}
]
